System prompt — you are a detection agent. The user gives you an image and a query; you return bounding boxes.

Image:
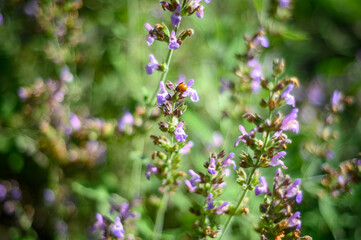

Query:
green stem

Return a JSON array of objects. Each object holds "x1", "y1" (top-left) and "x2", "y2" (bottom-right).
[{"x1": 153, "y1": 189, "x2": 169, "y2": 240}]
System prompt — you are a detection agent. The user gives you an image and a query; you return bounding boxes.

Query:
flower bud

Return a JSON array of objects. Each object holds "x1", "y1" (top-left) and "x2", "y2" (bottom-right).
[{"x1": 159, "y1": 121, "x2": 169, "y2": 132}]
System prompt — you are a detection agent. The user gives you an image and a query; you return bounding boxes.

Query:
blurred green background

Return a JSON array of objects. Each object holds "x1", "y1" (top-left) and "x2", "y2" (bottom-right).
[{"x1": 0, "y1": 0, "x2": 361, "y2": 239}]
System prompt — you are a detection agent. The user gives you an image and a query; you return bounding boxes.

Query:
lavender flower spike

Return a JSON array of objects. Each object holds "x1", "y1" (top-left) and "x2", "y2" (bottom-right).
[
  {"x1": 174, "y1": 122, "x2": 188, "y2": 142},
  {"x1": 205, "y1": 193, "x2": 215, "y2": 210},
  {"x1": 255, "y1": 176, "x2": 269, "y2": 195},
  {"x1": 280, "y1": 84, "x2": 295, "y2": 107},
  {"x1": 145, "y1": 23, "x2": 156, "y2": 46},
  {"x1": 280, "y1": 108, "x2": 299, "y2": 134},
  {"x1": 146, "y1": 54, "x2": 160, "y2": 74},
  {"x1": 269, "y1": 151, "x2": 287, "y2": 169},
  {"x1": 156, "y1": 81, "x2": 169, "y2": 106},
  {"x1": 169, "y1": 31, "x2": 180, "y2": 50},
  {"x1": 171, "y1": 5, "x2": 181, "y2": 27},
  {"x1": 287, "y1": 211, "x2": 302, "y2": 229},
  {"x1": 111, "y1": 217, "x2": 125, "y2": 238},
  {"x1": 178, "y1": 77, "x2": 199, "y2": 102},
  {"x1": 222, "y1": 152, "x2": 236, "y2": 169}
]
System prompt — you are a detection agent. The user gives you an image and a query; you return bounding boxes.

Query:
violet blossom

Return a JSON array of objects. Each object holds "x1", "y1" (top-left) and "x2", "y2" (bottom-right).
[
  {"x1": 287, "y1": 211, "x2": 301, "y2": 229},
  {"x1": 285, "y1": 178, "x2": 303, "y2": 203},
  {"x1": 179, "y1": 141, "x2": 194, "y2": 154},
  {"x1": 171, "y1": 5, "x2": 181, "y2": 27},
  {"x1": 168, "y1": 31, "x2": 180, "y2": 50},
  {"x1": 117, "y1": 110, "x2": 134, "y2": 132},
  {"x1": 208, "y1": 158, "x2": 216, "y2": 174},
  {"x1": 185, "y1": 180, "x2": 196, "y2": 192},
  {"x1": 254, "y1": 35, "x2": 270, "y2": 48},
  {"x1": 205, "y1": 193, "x2": 214, "y2": 210},
  {"x1": 92, "y1": 213, "x2": 106, "y2": 232},
  {"x1": 156, "y1": 81, "x2": 169, "y2": 106},
  {"x1": 234, "y1": 125, "x2": 248, "y2": 147},
  {"x1": 145, "y1": 164, "x2": 158, "y2": 180},
  {"x1": 111, "y1": 217, "x2": 125, "y2": 238},
  {"x1": 279, "y1": 0, "x2": 291, "y2": 8},
  {"x1": 174, "y1": 122, "x2": 188, "y2": 142},
  {"x1": 269, "y1": 151, "x2": 287, "y2": 169},
  {"x1": 0, "y1": 184, "x2": 6, "y2": 201},
  {"x1": 280, "y1": 108, "x2": 299, "y2": 134},
  {"x1": 222, "y1": 152, "x2": 236, "y2": 169},
  {"x1": 280, "y1": 84, "x2": 295, "y2": 107},
  {"x1": 146, "y1": 54, "x2": 160, "y2": 75},
  {"x1": 215, "y1": 201, "x2": 229, "y2": 214},
  {"x1": 255, "y1": 176, "x2": 269, "y2": 195},
  {"x1": 145, "y1": 23, "x2": 156, "y2": 46},
  {"x1": 69, "y1": 113, "x2": 82, "y2": 131},
  {"x1": 178, "y1": 76, "x2": 199, "y2": 102},
  {"x1": 189, "y1": 169, "x2": 201, "y2": 184}
]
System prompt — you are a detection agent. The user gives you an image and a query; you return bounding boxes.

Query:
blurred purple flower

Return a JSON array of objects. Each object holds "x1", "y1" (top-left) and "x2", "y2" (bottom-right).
[
  {"x1": 0, "y1": 184, "x2": 6, "y2": 201},
  {"x1": 56, "y1": 220, "x2": 68, "y2": 237},
  {"x1": 92, "y1": 213, "x2": 106, "y2": 232},
  {"x1": 255, "y1": 176, "x2": 269, "y2": 195},
  {"x1": 254, "y1": 36, "x2": 269, "y2": 48},
  {"x1": 212, "y1": 131, "x2": 224, "y2": 147},
  {"x1": 331, "y1": 90, "x2": 343, "y2": 106},
  {"x1": 156, "y1": 81, "x2": 169, "y2": 106},
  {"x1": 234, "y1": 125, "x2": 248, "y2": 147},
  {"x1": 307, "y1": 80, "x2": 325, "y2": 106},
  {"x1": 208, "y1": 158, "x2": 216, "y2": 174},
  {"x1": 325, "y1": 150, "x2": 335, "y2": 160},
  {"x1": 43, "y1": 189, "x2": 55, "y2": 204},
  {"x1": 60, "y1": 66, "x2": 73, "y2": 82},
  {"x1": 185, "y1": 180, "x2": 196, "y2": 192},
  {"x1": 111, "y1": 217, "x2": 125, "y2": 238},
  {"x1": 18, "y1": 87, "x2": 30, "y2": 100},
  {"x1": 120, "y1": 202, "x2": 136, "y2": 220},
  {"x1": 189, "y1": 169, "x2": 201, "y2": 184},
  {"x1": 180, "y1": 141, "x2": 194, "y2": 154},
  {"x1": 24, "y1": 0, "x2": 39, "y2": 16},
  {"x1": 269, "y1": 151, "x2": 287, "y2": 169},
  {"x1": 287, "y1": 211, "x2": 301, "y2": 229},
  {"x1": 205, "y1": 193, "x2": 214, "y2": 210},
  {"x1": 169, "y1": 31, "x2": 180, "y2": 50},
  {"x1": 280, "y1": 84, "x2": 295, "y2": 107},
  {"x1": 117, "y1": 110, "x2": 134, "y2": 132},
  {"x1": 145, "y1": 23, "x2": 156, "y2": 46},
  {"x1": 145, "y1": 164, "x2": 158, "y2": 180},
  {"x1": 11, "y1": 187, "x2": 22, "y2": 201},
  {"x1": 146, "y1": 54, "x2": 160, "y2": 75},
  {"x1": 279, "y1": 0, "x2": 291, "y2": 8},
  {"x1": 70, "y1": 113, "x2": 82, "y2": 131},
  {"x1": 0, "y1": 13, "x2": 3, "y2": 25},
  {"x1": 215, "y1": 201, "x2": 229, "y2": 214},
  {"x1": 280, "y1": 108, "x2": 299, "y2": 134},
  {"x1": 171, "y1": 5, "x2": 182, "y2": 27},
  {"x1": 222, "y1": 152, "x2": 236, "y2": 169},
  {"x1": 178, "y1": 76, "x2": 199, "y2": 102},
  {"x1": 174, "y1": 122, "x2": 188, "y2": 142}
]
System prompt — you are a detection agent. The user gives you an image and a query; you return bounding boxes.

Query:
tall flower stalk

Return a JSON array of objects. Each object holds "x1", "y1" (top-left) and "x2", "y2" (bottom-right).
[{"x1": 144, "y1": 1, "x2": 211, "y2": 239}]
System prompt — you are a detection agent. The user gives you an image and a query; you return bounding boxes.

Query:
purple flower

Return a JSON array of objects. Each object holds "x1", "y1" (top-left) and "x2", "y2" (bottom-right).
[
  {"x1": 234, "y1": 125, "x2": 248, "y2": 147},
  {"x1": 215, "y1": 201, "x2": 229, "y2": 214},
  {"x1": 337, "y1": 174, "x2": 346, "y2": 186},
  {"x1": 0, "y1": 13, "x2": 3, "y2": 26},
  {"x1": 145, "y1": 23, "x2": 156, "y2": 46},
  {"x1": 156, "y1": 81, "x2": 169, "y2": 106},
  {"x1": 280, "y1": 84, "x2": 295, "y2": 107},
  {"x1": 222, "y1": 152, "x2": 236, "y2": 169},
  {"x1": 146, "y1": 54, "x2": 160, "y2": 75},
  {"x1": 92, "y1": 213, "x2": 106, "y2": 232},
  {"x1": 189, "y1": 169, "x2": 201, "y2": 184},
  {"x1": 285, "y1": 179, "x2": 302, "y2": 203},
  {"x1": 196, "y1": 5, "x2": 204, "y2": 18},
  {"x1": 325, "y1": 150, "x2": 335, "y2": 160},
  {"x1": 180, "y1": 141, "x2": 194, "y2": 154},
  {"x1": 178, "y1": 76, "x2": 199, "y2": 102},
  {"x1": 331, "y1": 90, "x2": 343, "y2": 106},
  {"x1": 274, "y1": 168, "x2": 284, "y2": 188},
  {"x1": 185, "y1": 180, "x2": 196, "y2": 192},
  {"x1": 208, "y1": 158, "x2": 216, "y2": 174},
  {"x1": 205, "y1": 193, "x2": 214, "y2": 210},
  {"x1": 145, "y1": 164, "x2": 158, "y2": 180},
  {"x1": 174, "y1": 122, "x2": 188, "y2": 142},
  {"x1": 171, "y1": 5, "x2": 182, "y2": 27},
  {"x1": 269, "y1": 151, "x2": 287, "y2": 169},
  {"x1": 307, "y1": 81, "x2": 325, "y2": 106},
  {"x1": 169, "y1": 30, "x2": 180, "y2": 50},
  {"x1": 0, "y1": 184, "x2": 6, "y2": 201},
  {"x1": 288, "y1": 211, "x2": 301, "y2": 229},
  {"x1": 111, "y1": 217, "x2": 125, "y2": 238},
  {"x1": 18, "y1": 87, "x2": 29, "y2": 100},
  {"x1": 254, "y1": 36, "x2": 269, "y2": 48},
  {"x1": 60, "y1": 66, "x2": 73, "y2": 82},
  {"x1": 280, "y1": 108, "x2": 299, "y2": 134},
  {"x1": 24, "y1": 0, "x2": 39, "y2": 16},
  {"x1": 204, "y1": 0, "x2": 211, "y2": 3},
  {"x1": 279, "y1": 0, "x2": 290, "y2": 8},
  {"x1": 11, "y1": 187, "x2": 22, "y2": 201},
  {"x1": 255, "y1": 176, "x2": 269, "y2": 195},
  {"x1": 43, "y1": 189, "x2": 55, "y2": 204},
  {"x1": 70, "y1": 113, "x2": 82, "y2": 131},
  {"x1": 117, "y1": 110, "x2": 134, "y2": 132},
  {"x1": 120, "y1": 202, "x2": 136, "y2": 220}
]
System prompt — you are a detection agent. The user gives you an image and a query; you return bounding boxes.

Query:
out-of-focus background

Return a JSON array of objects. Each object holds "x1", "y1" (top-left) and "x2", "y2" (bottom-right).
[{"x1": 0, "y1": 0, "x2": 361, "y2": 239}]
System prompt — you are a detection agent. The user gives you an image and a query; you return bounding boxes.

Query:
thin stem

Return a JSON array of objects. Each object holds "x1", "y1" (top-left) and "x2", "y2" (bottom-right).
[{"x1": 153, "y1": 189, "x2": 169, "y2": 240}]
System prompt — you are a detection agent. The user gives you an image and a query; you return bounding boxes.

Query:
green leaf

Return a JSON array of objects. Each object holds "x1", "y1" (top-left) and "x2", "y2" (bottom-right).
[{"x1": 280, "y1": 26, "x2": 308, "y2": 41}]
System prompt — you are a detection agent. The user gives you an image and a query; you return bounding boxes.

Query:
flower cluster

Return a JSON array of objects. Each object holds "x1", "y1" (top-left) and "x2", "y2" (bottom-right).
[
  {"x1": 322, "y1": 158, "x2": 361, "y2": 197},
  {"x1": 146, "y1": 76, "x2": 199, "y2": 192},
  {"x1": 185, "y1": 151, "x2": 245, "y2": 239},
  {"x1": 91, "y1": 201, "x2": 136, "y2": 240},
  {"x1": 256, "y1": 169, "x2": 312, "y2": 240},
  {"x1": 145, "y1": 0, "x2": 212, "y2": 75},
  {"x1": 17, "y1": 67, "x2": 118, "y2": 166}
]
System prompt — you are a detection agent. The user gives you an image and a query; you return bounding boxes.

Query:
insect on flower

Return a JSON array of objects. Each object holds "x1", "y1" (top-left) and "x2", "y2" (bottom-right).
[{"x1": 176, "y1": 82, "x2": 188, "y2": 93}]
